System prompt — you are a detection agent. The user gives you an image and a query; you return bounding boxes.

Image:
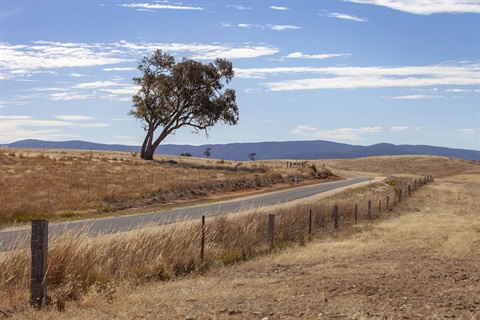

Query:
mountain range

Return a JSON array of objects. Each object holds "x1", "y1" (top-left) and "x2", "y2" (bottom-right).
[{"x1": 4, "y1": 139, "x2": 480, "y2": 161}]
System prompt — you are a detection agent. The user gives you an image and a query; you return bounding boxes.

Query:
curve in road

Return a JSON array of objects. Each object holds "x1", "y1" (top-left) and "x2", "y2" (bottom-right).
[{"x1": 0, "y1": 177, "x2": 371, "y2": 252}]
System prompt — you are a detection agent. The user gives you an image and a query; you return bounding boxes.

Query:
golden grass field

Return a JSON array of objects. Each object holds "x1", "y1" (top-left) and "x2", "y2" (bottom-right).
[
  {"x1": 0, "y1": 149, "x2": 479, "y2": 319},
  {"x1": 0, "y1": 148, "x2": 335, "y2": 226}
]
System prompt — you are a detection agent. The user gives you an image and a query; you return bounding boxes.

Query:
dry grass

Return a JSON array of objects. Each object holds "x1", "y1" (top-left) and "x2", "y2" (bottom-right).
[
  {"x1": 1, "y1": 153, "x2": 478, "y2": 319},
  {"x1": 0, "y1": 148, "x2": 332, "y2": 226}
]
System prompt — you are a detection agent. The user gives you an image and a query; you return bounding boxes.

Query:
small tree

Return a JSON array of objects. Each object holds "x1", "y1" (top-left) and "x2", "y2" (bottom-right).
[
  {"x1": 248, "y1": 152, "x2": 256, "y2": 161},
  {"x1": 129, "y1": 50, "x2": 239, "y2": 160},
  {"x1": 204, "y1": 147, "x2": 212, "y2": 158}
]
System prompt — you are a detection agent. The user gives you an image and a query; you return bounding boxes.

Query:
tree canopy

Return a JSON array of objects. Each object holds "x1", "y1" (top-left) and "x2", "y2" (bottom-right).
[{"x1": 129, "y1": 50, "x2": 239, "y2": 160}]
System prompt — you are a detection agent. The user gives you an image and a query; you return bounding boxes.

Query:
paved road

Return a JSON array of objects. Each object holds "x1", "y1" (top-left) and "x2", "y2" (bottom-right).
[{"x1": 0, "y1": 177, "x2": 370, "y2": 252}]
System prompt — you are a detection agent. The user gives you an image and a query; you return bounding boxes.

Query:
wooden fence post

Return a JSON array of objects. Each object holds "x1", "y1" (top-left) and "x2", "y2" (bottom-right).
[
  {"x1": 268, "y1": 214, "x2": 275, "y2": 250},
  {"x1": 367, "y1": 200, "x2": 372, "y2": 219},
  {"x1": 399, "y1": 189, "x2": 402, "y2": 203},
  {"x1": 201, "y1": 215, "x2": 205, "y2": 261},
  {"x1": 386, "y1": 195, "x2": 390, "y2": 211},
  {"x1": 31, "y1": 220, "x2": 48, "y2": 308},
  {"x1": 408, "y1": 185, "x2": 411, "y2": 197},
  {"x1": 333, "y1": 205, "x2": 339, "y2": 230}
]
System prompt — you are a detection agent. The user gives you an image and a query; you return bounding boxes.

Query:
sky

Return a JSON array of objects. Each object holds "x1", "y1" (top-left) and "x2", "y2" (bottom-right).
[{"x1": 1, "y1": 0, "x2": 479, "y2": 151}]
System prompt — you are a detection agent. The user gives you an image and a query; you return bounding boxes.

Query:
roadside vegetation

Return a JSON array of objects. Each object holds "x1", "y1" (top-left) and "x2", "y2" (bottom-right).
[{"x1": 0, "y1": 148, "x2": 335, "y2": 226}]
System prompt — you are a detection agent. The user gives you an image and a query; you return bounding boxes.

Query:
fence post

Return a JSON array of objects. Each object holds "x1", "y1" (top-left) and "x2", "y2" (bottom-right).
[
  {"x1": 386, "y1": 195, "x2": 390, "y2": 211},
  {"x1": 408, "y1": 185, "x2": 411, "y2": 197},
  {"x1": 378, "y1": 200, "x2": 381, "y2": 214},
  {"x1": 333, "y1": 205, "x2": 339, "y2": 230},
  {"x1": 399, "y1": 189, "x2": 402, "y2": 203},
  {"x1": 268, "y1": 214, "x2": 275, "y2": 250},
  {"x1": 200, "y1": 215, "x2": 206, "y2": 261},
  {"x1": 367, "y1": 200, "x2": 372, "y2": 219},
  {"x1": 31, "y1": 220, "x2": 48, "y2": 308}
]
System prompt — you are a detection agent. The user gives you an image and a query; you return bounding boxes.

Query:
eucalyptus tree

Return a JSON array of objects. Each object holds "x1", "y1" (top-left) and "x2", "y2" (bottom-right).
[{"x1": 129, "y1": 50, "x2": 239, "y2": 160}]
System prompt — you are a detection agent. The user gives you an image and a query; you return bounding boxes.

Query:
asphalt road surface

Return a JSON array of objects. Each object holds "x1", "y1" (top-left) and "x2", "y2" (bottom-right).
[{"x1": 0, "y1": 177, "x2": 370, "y2": 252}]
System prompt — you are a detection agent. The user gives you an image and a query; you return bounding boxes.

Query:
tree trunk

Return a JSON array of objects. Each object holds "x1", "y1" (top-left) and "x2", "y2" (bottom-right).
[
  {"x1": 143, "y1": 144, "x2": 156, "y2": 160},
  {"x1": 140, "y1": 134, "x2": 149, "y2": 159},
  {"x1": 141, "y1": 126, "x2": 154, "y2": 159}
]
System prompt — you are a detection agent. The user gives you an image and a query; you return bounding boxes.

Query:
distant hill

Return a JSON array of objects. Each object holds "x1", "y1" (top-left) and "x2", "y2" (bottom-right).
[{"x1": 5, "y1": 139, "x2": 480, "y2": 161}]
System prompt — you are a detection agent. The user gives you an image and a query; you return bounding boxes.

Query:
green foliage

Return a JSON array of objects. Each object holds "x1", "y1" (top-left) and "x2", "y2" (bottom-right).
[
  {"x1": 181, "y1": 152, "x2": 192, "y2": 157},
  {"x1": 129, "y1": 50, "x2": 239, "y2": 160}
]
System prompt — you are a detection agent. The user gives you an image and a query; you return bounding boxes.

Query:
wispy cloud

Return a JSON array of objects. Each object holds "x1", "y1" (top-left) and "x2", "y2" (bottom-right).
[
  {"x1": 103, "y1": 67, "x2": 136, "y2": 72},
  {"x1": 0, "y1": 41, "x2": 131, "y2": 76},
  {"x1": 392, "y1": 94, "x2": 438, "y2": 99},
  {"x1": 0, "y1": 115, "x2": 110, "y2": 143},
  {"x1": 229, "y1": 5, "x2": 252, "y2": 10},
  {"x1": 233, "y1": 63, "x2": 480, "y2": 90},
  {"x1": 1, "y1": 40, "x2": 279, "y2": 80},
  {"x1": 324, "y1": 12, "x2": 368, "y2": 22},
  {"x1": 55, "y1": 115, "x2": 94, "y2": 121},
  {"x1": 120, "y1": 3, "x2": 203, "y2": 11},
  {"x1": 238, "y1": 23, "x2": 301, "y2": 31},
  {"x1": 346, "y1": 0, "x2": 480, "y2": 15},
  {"x1": 270, "y1": 6, "x2": 290, "y2": 10},
  {"x1": 291, "y1": 125, "x2": 383, "y2": 141},
  {"x1": 456, "y1": 128, "x2": 476, "y2": 135},
  {"x1": 285, "y1": 52, "x2": 351, "y2": 60},
  {"x1": 390, "y1": 126, "x2": 409, "y2": 132}
]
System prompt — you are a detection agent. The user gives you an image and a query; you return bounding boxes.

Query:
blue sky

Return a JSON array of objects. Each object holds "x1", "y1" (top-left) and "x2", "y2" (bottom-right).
[{"x1": 1, "y1": 0, "x2": 479, "y2": 150}]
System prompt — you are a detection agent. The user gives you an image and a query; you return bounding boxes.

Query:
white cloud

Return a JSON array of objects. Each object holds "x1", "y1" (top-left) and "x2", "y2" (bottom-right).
[
  {"x1": 229, "y1": 5, "x2": 252, "y2": 10},
  {"x1": 238, "y1": 63, "x2": 480, "y2": 90},
  {"x1": 55, "y1": 115, "x2": 94, "y2": 121},
  {"x1": 456, "y1": 128, "x2": 476, "y2": 135},
  {"x1": 290, "y1": 125, "x2": 317, "y2": 136},
  {"x1": 325, "y1": 12, "x2": 368, "y2": 22},
  {"x1": 390, "y1": 126, "x2": 410, "y2": 132},
  {"x1": 69, "y1": 73, "x2": 87, "y2": 77},
  {"x1": 0, "y1": 115, "x2": 32, "y2": 120},
  {"x1": 103, "y1": 67, "x2": 136, "y2": 72},
  {"x1": 48, "y1": 92, "x2": 93, "y2": 101},
  {"x1": 270, "y1": 6, "x2": 290, "y2": 10},
  {"x1": 238, "y1": 23, "x2": 301, "y2": 31},
  {"x1": 74, "y1": 80, "x2": 123, "y2": 89},
  {"x1": 191, "y1": 46, "x2": 279, "y2": 60},
  {"x1": 0, "y1": 115, "x2": 111, "y2": 143},
  {"x1": 0, "y1": 41, "x2": 131, "y2": 73},
  {"x1": 120, "y1": 3, "x2": 203, "y2": 11},
  {"x1": 1, "y1": 40, "x2": 279, "y2": 80},
  {"x1": 285, "y1": 52, "x2": 351, "y2": 60},
  {"x1": 100, "y1": 86, "x2": 138, "y2": 95},
  {"x1": 291, "y1": 125, "x2": 383, "y2": 141},
  {"x1": 392, "y1": 94, "x2": 438, "y2": 99},
  {"x1": 346, "y1": 0, "x2": 480, "y2": 15}
]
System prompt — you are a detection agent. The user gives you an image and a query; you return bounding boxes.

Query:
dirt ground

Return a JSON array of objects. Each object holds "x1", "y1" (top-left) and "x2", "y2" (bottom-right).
[{"x1": 12, "y1": 171, "x2": 479, "y2": 319}]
